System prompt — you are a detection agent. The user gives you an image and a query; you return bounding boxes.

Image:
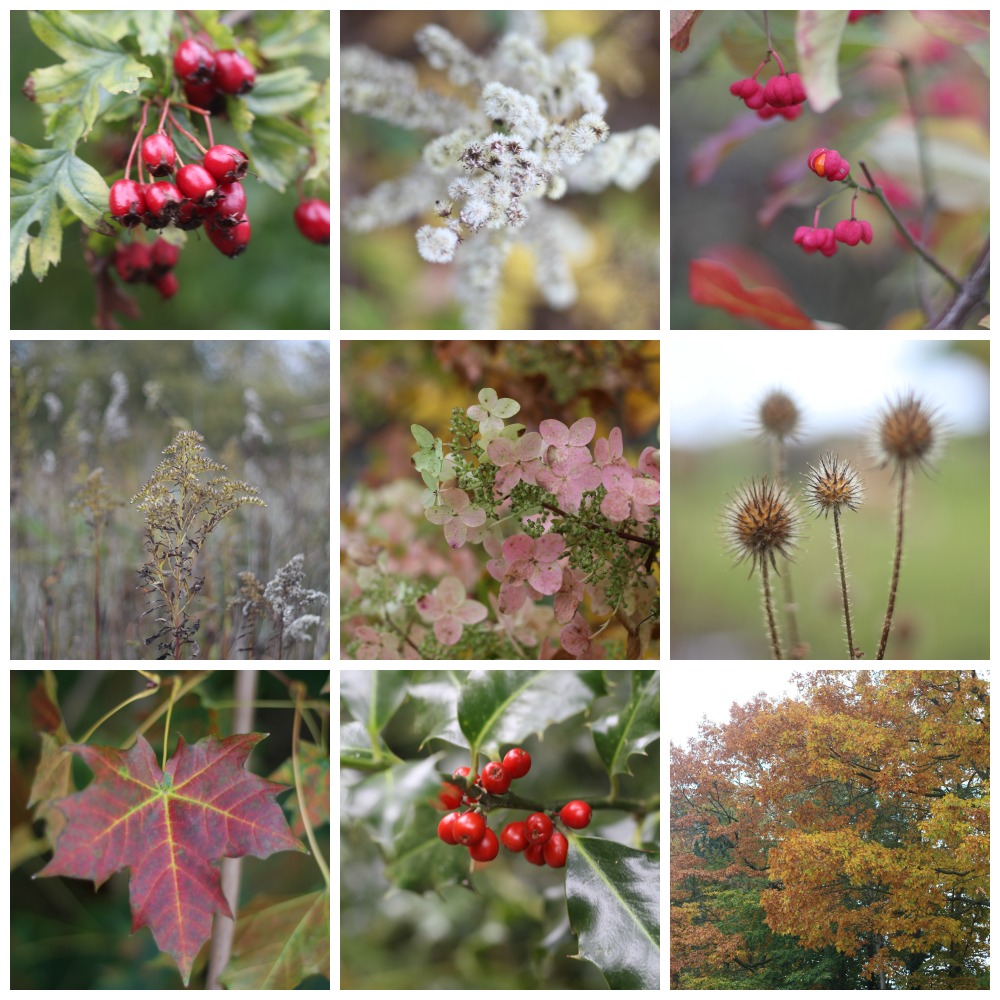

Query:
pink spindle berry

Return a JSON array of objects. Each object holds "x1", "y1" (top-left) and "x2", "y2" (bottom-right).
[
  {"x1": 808, "y1": 147, "x2": 851, "y2": 182},
  {"x1": 729, "y1": 77, "x2": 766, "y2": 110},
  {"x1": 833, "y1": 218, "x2": 873, "y2": 246},
  {"x1": 793, "y1": 226, "x2": 838, "y2": 257}
]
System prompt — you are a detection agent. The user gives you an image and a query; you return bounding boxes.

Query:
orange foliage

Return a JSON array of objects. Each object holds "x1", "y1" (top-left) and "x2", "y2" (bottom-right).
[{"x1": 671, "y1": 671, "x2": 989, "y2": 989}]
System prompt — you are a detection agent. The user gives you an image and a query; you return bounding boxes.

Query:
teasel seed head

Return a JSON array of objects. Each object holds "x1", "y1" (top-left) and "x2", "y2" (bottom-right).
[
  {"x1": 804, "y1": 452, "x2": 864, "y2": 517},
  {"x1": 755, "y1": 389, "x2": 802, "y2": 442},
  {"x1": 869, "y1": 391, "x2": 942, "y2": 474},
  {"x1": 724, "y1": 477, "x2": 802, "y2": 573}
]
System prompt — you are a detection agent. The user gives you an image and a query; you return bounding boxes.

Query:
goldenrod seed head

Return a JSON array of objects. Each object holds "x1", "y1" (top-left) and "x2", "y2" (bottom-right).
[
  {"x1": 804, "y1": 452, "x2": 864, "y2": 517},
  {"x1": 756, "y1": 389, "x2": 801, "y2": 442},
  {"x1": 870, "y1": 392, "x2": 942, "y2": 473},
  {"x1": 724, "y1": 477, "x2": 801, "y2": 572}
]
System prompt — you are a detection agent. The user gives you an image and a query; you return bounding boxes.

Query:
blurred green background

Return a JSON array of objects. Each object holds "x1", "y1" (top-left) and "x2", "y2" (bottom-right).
[
  {"x1": 341, "y1": 11, "x2": 660, "y2": 330},
  {"x1": 10, "y1": 11, "x2": 331, "y2": 330},
  {"x1": 670, "y1": 337, "x2": 989, "y2": 659}
]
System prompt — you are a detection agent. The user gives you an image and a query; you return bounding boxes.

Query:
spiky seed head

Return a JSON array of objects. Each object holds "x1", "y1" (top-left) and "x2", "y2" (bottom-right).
[
  {"x1": 804, "y1": 453, "x2": 864, "y2": 517},
  {"x1": 869, "y1": 391, "x2": 942, "y2": 473},
  {"x1": 724, "y1": 477, "x2": 802, "y2": 573},
  {"x1": 756, "y1": 389, "x2": 801, "y2": 442}
]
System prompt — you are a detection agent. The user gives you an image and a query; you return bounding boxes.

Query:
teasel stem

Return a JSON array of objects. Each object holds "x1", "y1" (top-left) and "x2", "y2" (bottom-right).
[
  {"x1": 877, "y1": 464, "x2": 908, "y2": 660},
  {"x1": 760, "y1": 560, "x2": 782, "y2": 660},
  {"x1": 832, "y1": 507, "x2": 857, "y2": 659},
  {"x1": 771, "y1": 434, "x2": 803, "y2": 656}
]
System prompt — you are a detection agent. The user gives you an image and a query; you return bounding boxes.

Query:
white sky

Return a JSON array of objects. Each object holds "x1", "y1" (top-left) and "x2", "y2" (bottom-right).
[
  {"x1": 667, "y1": 334, "x2": 988, "y2": 449},
  {"x1": 668, "y1": 666, "x2": 805, "y2": 748}
]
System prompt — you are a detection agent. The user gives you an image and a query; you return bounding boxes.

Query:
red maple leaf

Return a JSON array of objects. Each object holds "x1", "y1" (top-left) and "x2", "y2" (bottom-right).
[{"x1": 36, "y1": 732, "x2": 306, "y2": 985}]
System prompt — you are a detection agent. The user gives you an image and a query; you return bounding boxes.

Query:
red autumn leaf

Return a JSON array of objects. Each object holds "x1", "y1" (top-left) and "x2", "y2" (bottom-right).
[
  {"x1": 689, "y1": 258, "x2": 816, "y2": 329},
  {"x1": 36, "y1": 733, "x2": 305, "y2": 985},
  {"x1": 670, "y1": 11, "x2": 702, "y2": 52}
]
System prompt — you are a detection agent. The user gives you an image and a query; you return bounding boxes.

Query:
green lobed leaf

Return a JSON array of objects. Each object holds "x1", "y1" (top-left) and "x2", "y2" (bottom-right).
[
  {"x1": 10, "y1": 141, "x2": 112, "y2": 283},
  {"x1": 592, "y1": 671, "x2": 660, "y2": 778},
  {"x1": 566, "y1": 837, "x2": 660, "y2": 988}
]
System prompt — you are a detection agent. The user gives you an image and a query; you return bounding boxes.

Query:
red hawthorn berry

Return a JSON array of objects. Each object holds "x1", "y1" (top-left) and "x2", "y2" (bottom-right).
[
  {"x1": 729, "y1": 77, "x2": 766, "y2": 110},
  {"x1": 793, "y1": 226, "x2": 838, "y2": 256},
  {"x1": 438, "y1": 812, "x2": 460, "y2": 844},
  {"x1": 468, "y1": 827, "x2": 499, "y2": 862},
  {"x1": 525, "y1": 812, "x2": 553, "y2": 845},
  {"x1": 453, "y1": 811, "x2": 487, "y2": 846},
  {"x1": 543, "y1": 831, "x2": 568, "y2": 868},
  {"x1": 500, "y1": 821, "x2": 529, "y2": 852},
  {"x1": 808, "y1": 147, "x2": 850, "y2": 182},
  {"x1": 559, "y1": 800, "x2": 592, "y2": 829},
  {"x1": 114, "y1": 241, "x2": 153, "y2": 283},
  {"x1": 834, "y1": 218, "x2": 873, "y2": 246},
  {"x1": 153, "y1": 272, "x2": 179, "y2": 299},
  {"x1": 174, "y1": 38, "x2": 216, "y2": 85},
  {"x1": 501, "y1": 748, "x2": 531, "y2": 779},
  {"x1": 436, "y1": 782, "x2": 463, "y2": 810},
  {"x1": 141, "y1": 133, "x2": 177, "y2": 177},
  {"x1": 480, "y1": 761, "x2": 512, "y2": 794}
]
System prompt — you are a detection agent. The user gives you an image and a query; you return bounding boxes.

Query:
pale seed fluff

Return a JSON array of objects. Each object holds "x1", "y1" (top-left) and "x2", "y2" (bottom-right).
[{"x1": 416, "y1": 225, "x2": 459, "y2": 263}]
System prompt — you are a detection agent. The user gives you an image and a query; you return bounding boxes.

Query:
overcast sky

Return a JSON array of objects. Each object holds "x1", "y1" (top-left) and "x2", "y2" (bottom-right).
[{"x1": 667, "y1": 334, "x2": 988, "y2": 449}]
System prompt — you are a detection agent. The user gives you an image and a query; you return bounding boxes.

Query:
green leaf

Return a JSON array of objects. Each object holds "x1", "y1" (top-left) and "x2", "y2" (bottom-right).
[
  {"x1": 411, "y1": 424, "x2": 435, "y2": 449},
  {"x1": 10, "y1": 141, "x2": 112, "y2": 283},
  {"x1": 592, "y1": 671, "x2": 660, "y2": 778},
  {"x1": 243, "y1": 68, "x2": 321, "y2": 116},
  {"x1": 567, "y1": 837, "x2": 660, "y2": 988},
  {"x1": 28, "y1": 10, "x2": 153, "y2": 142}
]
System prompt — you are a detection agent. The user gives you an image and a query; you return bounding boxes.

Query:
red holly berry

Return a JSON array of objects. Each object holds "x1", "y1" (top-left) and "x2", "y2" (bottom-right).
[
  {"x1": 203, "y1": 144, "x2": 250, "y2": 183},
  {"x1": 524, "y1": 843, "x2": 546, "y2": 866},
  {"x1": 437, "y1": 812, "x2": 460, "y2": 845},
  {"x1": 293, "y1": 198, "x2": 330, "y2": 245},
  {"x1": 173, "y1": 38, "x2": 216, "y2": 85},
  {"x1": 793, "y1": 226, "x2": 838, "y2": 256},
  {"x1": 807, "y1": 147, "x2": 850, "y2": 181},
  {"x1": 501, "y1": 748, "x2": 531, "y2": 779},
  {"x1": 525, "y1": 812, "x2": 553, "y2": 845},
  {"x1": 453, "y1": 812, "x2": 487, "y2": 846},
  {"x1": 480, "y1": 761, "x2": 512, "y2": 794},
  {"x1": 207, "y1": 214, "x2": 251, "y2": 257},
  {"x1": 176, "y1": 164, "x2": 219, "y2": 206},
  {"x1": 543, "y1": 831, "x2": 568, "y2": 868},
  {"x1": 729, "y1": 77, "x2": 766, "y2": 110},
  {"x1": 500, "y1": 821, "x2": 528, "y2": 853},
  {"x1": 436, "y1": 782, "x2": 463, "y2": 810},
  {"x1": 834, "y1": 218, "x2": 873, "y2": 246},
  {"x1": 213, "y1": 49, "x2": 256, "y2": 95},
  {"x1": 468, "y1": 827, "x2": 499, "y2": 862},
  {"x1": 559, "y1": 800, "x2": 592, "y2": 829},
  {"x1": 109, "y1": 178, "x2": 146, "y2": 228}
]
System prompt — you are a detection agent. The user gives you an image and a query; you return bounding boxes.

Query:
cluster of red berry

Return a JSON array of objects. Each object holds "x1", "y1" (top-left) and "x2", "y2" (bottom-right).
[
  {"x1": 730, "y1": 70, "x2": 807, "y2": 121},
  {"x1": 435, "y1": 747, "x2": 591, "y2": 870},
  {"x1": 109, "y1": 136, "x2": 252, "y2": 258},
  {"x1": 173, "y1": 37, "x2": 256, "y2": 112},
  {"x1": 113, "y1": 237, "x2": 182, "y2": 298}
]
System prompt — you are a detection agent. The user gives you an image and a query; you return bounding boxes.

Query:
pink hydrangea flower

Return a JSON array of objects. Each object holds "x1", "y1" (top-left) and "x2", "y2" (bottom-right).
[
  {"x1": 424, "y1": 487, "x2": 486, "y2": 547},
  {"x1": 601, "y1": 466, "x2": 660, "y2": 523},
  {"x1": 637, "y1": 446, "x2": 660, "y2": 482},
  {"x1": 502, "y1": 532, "x2": 566, "y2": 595},
  {"x1": 415, "y1": 575, "x2": 488, "y2": 646},
  {"x1": 593, "y1": 426, "x2": 629, "y2": 471},
  {"x1": 560, "y1": 612, "x2": 602, "y2": 658},
  {"x1": 536, "y1": 456, "x2": 602, "y2": 512},
  {"x1": 553, "y1": 567, "x2": 586, "y2": 625},
  {"x1": 488, "y1": 431, "x2": 543, "y2": 495},
  {"x1": 539, "y1": 417, "x2": 596, "y2": 465},
  {"x1": 354, "y1": 625, "x2": 420, "y2": 660}
]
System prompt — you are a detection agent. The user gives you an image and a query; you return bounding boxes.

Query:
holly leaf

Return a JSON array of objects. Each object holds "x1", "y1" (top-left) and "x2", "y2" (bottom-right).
[{"x1": 35, "y1": 733, "x2": 306, "y2": 986}]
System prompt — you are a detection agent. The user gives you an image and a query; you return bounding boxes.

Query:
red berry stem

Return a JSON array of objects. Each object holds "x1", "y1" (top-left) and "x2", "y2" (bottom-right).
[
  {"x1": 166, "y1": 110, "x2": 208, "y2": 155},
  {"x1": 124, "y1": 101, "x2": 150, "y2": 180},
  {"x1": 156, "y1": 99, "x2": 171, "y2": 133}
]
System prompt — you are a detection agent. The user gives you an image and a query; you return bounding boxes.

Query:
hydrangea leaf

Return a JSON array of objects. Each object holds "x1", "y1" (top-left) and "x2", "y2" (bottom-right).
[
  {"x1": 36, "y1": 733, "x2": 306, "y2": 986},
  {"x1": 411, "y1": 424, "x2": 435, "y2": 449}
]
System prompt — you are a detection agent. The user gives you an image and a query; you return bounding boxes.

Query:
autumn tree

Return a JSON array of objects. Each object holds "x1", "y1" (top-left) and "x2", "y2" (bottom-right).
[{"x1": 670, "y1": 670, "x2": 989, "y2": 990}]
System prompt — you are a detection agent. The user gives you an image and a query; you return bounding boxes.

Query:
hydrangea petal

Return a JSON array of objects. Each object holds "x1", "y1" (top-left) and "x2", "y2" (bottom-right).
[
  {"x1": 530, "y1": 564, "x2": 563, "y2": 595},
  {"x1": 568, "y1": 417, "x2": 596, "y2": 445},
  {"x1": 435, "y1": 617, "x2": 462, "y2": 645},
  {"x1": 502, "y1": 534, "x2": 534, "y2": 562}
]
